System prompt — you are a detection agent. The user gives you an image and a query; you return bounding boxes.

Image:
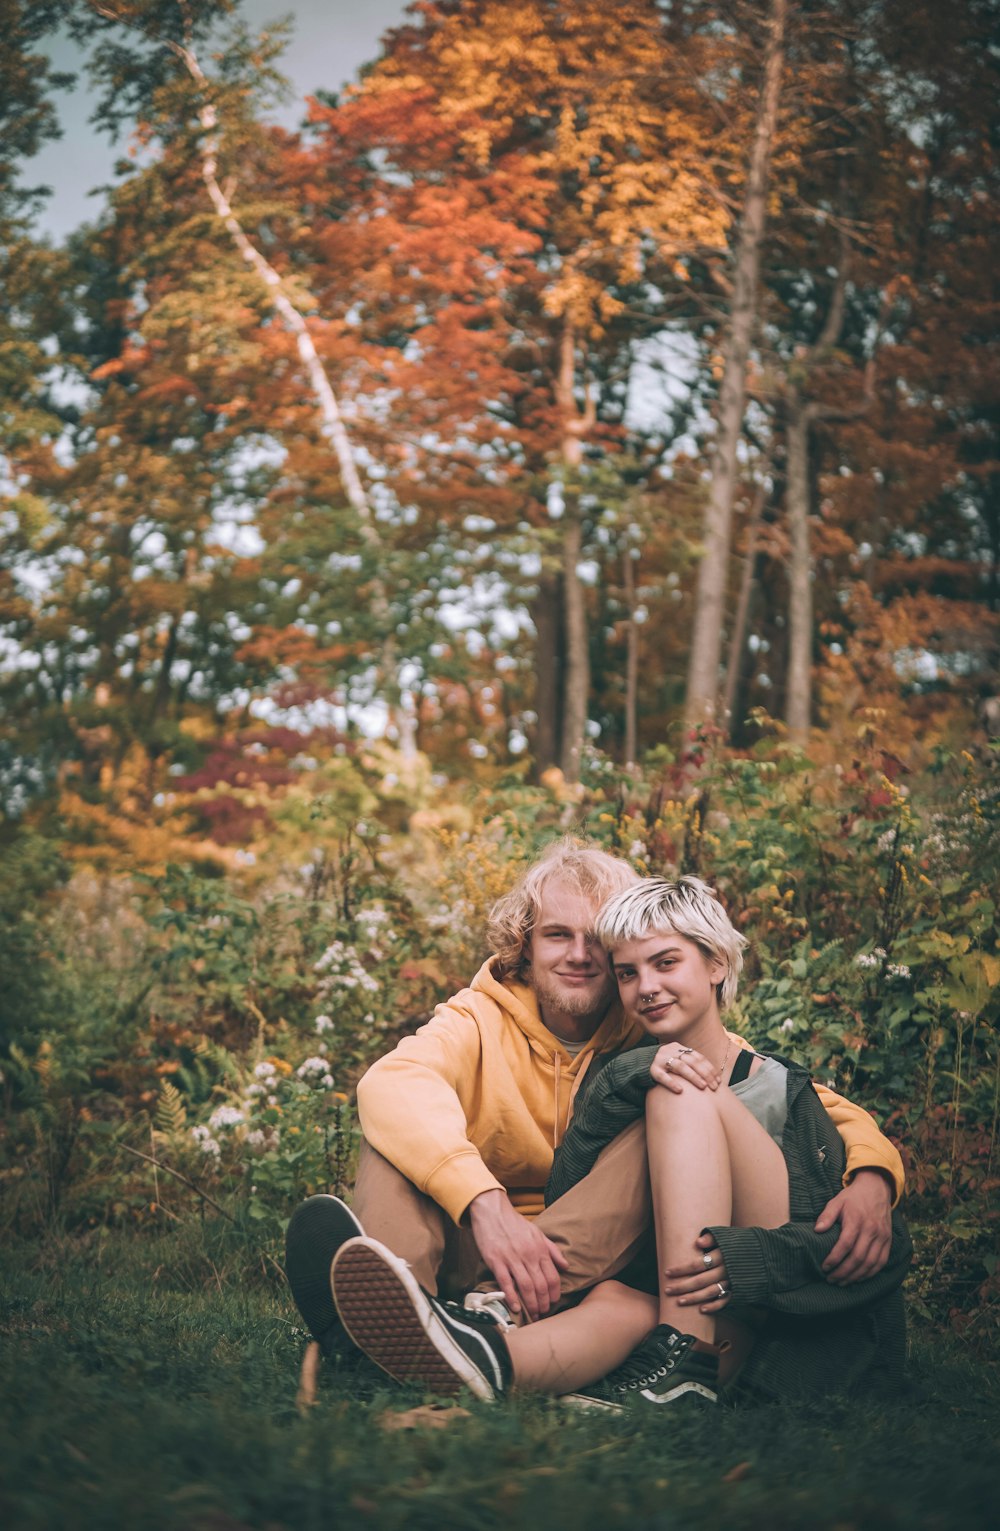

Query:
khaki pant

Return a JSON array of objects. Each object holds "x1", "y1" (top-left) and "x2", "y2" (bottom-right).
[{"x1": 352, "y1": 1119, "x2": 653, "y2": 1302}]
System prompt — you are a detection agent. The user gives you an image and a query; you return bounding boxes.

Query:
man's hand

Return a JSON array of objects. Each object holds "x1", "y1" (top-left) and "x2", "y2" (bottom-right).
[
  {"x1": 468, "y1": 1188, "x2": 569, "y2": 1320},
  {"x1": 650, "y1": 1044, "x2": 721, "y2": 1093},
  {"x1": 815, "y1": 1168, "x2": 893, "y2": 1284}
]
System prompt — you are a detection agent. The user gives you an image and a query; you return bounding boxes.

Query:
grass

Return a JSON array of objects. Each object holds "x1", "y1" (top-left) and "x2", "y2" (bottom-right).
[{"x1": 1, "y1": 1221, "x2": 998, "y2": 1531}]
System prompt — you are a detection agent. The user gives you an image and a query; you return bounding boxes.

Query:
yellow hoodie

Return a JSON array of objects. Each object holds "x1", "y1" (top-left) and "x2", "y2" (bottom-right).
[{"x1": 356, "y1": 958, "x2": 904, "y2": 1224}]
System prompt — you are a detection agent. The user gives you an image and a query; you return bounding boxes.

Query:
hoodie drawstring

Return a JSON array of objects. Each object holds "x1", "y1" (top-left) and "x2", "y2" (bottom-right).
[{"x1": 552, "y1": 1049, "x2": 596, "y2": 1149}]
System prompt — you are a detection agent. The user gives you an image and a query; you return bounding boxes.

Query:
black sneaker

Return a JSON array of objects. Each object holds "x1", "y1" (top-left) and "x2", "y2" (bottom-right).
[
  {"x1": 285, "y1": 1194, "x2": 364, "y2": 1358},
  {"x1": 562, "y1": 1324, "x2": 720, "y2": 1411},
  {"x1": 331, "y1": 1235, "x2": 513, "y2": 1401}
]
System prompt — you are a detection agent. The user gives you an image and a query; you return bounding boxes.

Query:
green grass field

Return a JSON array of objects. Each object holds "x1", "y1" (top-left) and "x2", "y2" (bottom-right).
[{"x1": 1, "y1": 1223, "x2": 998, "y2": 1531}]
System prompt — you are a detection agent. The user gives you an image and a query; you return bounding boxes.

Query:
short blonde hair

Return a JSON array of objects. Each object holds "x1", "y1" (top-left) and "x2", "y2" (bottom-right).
[
  {"x1": 594, "y1": 876, "x2": 747, "y2": 1010},
  {"x1": 488, "y1": 838, "x2": 640, "y2": 983}
]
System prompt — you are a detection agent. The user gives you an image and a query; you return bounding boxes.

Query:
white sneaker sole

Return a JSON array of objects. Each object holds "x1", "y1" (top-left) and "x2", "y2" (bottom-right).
[{"x1": 331, "y1": 1237, "x2": 502, "y2": 1401}]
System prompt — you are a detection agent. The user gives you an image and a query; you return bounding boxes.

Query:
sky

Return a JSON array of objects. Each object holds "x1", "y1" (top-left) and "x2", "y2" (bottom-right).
[{"x1": 31, "y1": 0, "x2": 411, "y2": 241}]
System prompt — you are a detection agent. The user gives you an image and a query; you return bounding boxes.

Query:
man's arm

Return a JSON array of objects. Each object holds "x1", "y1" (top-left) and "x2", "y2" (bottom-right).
[
  {"x1": 811, "y1": 1083, "x2": 902, "y2": 1282},
  {"x1": 812, "y1": 1083, "x2": 904, "y2": 1202},
  {"x1": 356, "y1": 999, "x2": 566, "y2": 1318},
  {"x1": 467, "y1": 1190, "x2": 568, "y2": 1320},
  {"x1": 356, "y1": 1002, "x2": 505, "y2": 1223}
]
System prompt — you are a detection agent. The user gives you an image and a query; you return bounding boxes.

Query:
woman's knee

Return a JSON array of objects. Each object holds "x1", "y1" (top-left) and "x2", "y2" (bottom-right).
[{"x1": 645, "y1": 1080, "x2": 719, "y2": 1127}]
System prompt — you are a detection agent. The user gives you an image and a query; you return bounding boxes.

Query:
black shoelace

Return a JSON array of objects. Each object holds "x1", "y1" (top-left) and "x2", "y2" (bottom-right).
[{"x1": 605, "y1": 1332, "x2": 690, "y2": 1393}]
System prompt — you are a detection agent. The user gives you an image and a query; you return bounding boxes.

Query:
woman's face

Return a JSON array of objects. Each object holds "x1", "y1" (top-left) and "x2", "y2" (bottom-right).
[{"x1": 610, "y1": 926, "x2": 725, "y2": 1041}]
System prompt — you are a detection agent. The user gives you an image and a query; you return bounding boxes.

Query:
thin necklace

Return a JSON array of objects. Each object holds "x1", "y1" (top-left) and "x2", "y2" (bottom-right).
[{"x1": 715, "y1": 1036, "x2": 734, "y2": 1086}]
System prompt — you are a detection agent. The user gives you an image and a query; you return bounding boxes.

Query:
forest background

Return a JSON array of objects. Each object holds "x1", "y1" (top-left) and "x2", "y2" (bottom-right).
[{"x1": 1, "y1": 3, "x2": 999, "y2": 1528}]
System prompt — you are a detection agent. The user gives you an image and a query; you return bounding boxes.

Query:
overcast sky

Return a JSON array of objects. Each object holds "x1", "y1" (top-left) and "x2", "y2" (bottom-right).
[{"x1": 30, "y1": 0, "x2": 411, "y2": 241}]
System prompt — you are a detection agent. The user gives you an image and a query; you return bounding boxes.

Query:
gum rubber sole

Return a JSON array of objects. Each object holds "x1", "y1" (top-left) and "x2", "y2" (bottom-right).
[
  {"x1": 284, "y1": 1195, "x2": 364, "y2": 1347},
  {"x1": 331, "y1": 1238, "x2": 499, "y2": 1400}
]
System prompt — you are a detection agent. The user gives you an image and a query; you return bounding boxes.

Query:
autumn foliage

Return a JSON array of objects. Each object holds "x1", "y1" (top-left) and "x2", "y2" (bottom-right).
[{"x1": 0, "y1": 0, "x2": 998, "y2": 1334}]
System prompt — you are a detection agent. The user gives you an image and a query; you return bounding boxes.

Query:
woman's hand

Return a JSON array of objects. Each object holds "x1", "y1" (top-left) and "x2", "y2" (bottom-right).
[
  {"x1": 650, "y1": 1044, "x2": 721, "y2": 1093},
  {"x1": 663, "y1": 1232, "x2": 732, "y2": 1312}
]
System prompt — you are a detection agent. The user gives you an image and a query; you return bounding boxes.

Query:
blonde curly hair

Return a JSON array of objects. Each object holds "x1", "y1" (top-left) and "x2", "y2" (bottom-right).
[{"x1": 487, "y1": 838, "x2": 640, "y2": 983}]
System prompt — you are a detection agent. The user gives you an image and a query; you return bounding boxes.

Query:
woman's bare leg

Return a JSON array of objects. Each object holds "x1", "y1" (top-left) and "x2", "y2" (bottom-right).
[
  {"x1": 645, "y1": 1084, "x2": 790, "y2": 1341},
  {"x1": 506, "y1": 1280, "x2": 657, "y2": 1394}
]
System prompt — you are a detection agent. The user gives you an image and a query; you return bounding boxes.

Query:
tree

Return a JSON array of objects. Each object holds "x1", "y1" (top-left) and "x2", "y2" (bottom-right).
[
  {"x1": 684, "y1": 0, "x2": 788, "y2": 731},
  {"x1": 303, "y1": 0, "x2": 729, "y2": 776}
]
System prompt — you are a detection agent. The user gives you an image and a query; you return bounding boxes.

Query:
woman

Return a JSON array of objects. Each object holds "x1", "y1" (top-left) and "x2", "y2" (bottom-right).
[{"x1": 330, "y1": 877, "x2": 910, "y2": 1407}]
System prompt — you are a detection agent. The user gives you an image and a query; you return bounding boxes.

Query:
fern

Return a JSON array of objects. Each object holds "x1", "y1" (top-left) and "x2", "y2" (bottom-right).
[
  {"x1": 812, "y1": 937, "x2": 845, "y2": 969},
  {"x1": 155, "y1": 1080, "x2": 187, "y2": 1135},
  {"x1": 193, "y1": 1035, "x2": 240, "y2": 1082}
]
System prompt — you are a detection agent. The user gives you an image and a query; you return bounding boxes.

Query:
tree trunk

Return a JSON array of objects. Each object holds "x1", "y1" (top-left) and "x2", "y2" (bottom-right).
[
  {"x1": 623, "y1": 544, "x2": 639, "y2": 769},
  {"x1": 721, "y1": 468, "x2": 769, "y2": 736},
  {"x1": 559, "y1": 490, "x2": 589, "y2": 782},
  {"x1": 684, "y1": 0, "x2": 788, "y2": 728},
  {"x1": 785, "y1": 391, "x2": 812, "y2": 743},
  {"x1": 157, "y1": 24, "x2": 414, "y2": 750},
  {"x1": 532, "y1": 571, "x2": 564, "y2": 773},
  {"x1": 555, "y1": 317, "x2": 593, "y2": 782}
]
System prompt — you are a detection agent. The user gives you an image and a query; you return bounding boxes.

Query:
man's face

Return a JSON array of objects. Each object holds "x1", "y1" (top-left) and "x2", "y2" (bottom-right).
[{"x1": 527, "y1": 878, "x2": 616, "y2": 1024}]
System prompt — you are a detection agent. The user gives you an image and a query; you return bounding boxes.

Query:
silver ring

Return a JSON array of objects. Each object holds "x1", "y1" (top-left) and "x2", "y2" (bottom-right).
[
  {"x1": 717, "y1": 1282, "x2": 728, "y2": 1298},
  {"x1": 677, "y1": 1046, "x2": 694, "y2": 1056},
  {"x1": 702, "y1": 1253, "x2": 714, "y2": 1269}
]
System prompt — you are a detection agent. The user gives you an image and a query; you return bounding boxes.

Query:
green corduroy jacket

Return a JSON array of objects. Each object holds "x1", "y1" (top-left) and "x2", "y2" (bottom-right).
[{"x1": 545, "y1": 1045, "x2": 912, "y2": 1399}]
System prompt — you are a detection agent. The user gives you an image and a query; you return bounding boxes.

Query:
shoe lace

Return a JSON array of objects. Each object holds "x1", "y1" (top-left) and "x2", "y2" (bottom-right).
[
  {"x1": 604, "y1": 1330, "x2": 692, "y2": 1394},
  {"x1": 441, "y1": 1299, "x2": 503, "y2": 1333},
  {"x1": 463, "y1": 1290, "x2": 514, "y2": 1328}
]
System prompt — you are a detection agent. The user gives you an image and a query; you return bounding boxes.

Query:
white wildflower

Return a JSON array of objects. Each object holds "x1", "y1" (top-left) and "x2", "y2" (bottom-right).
[
  {"x1": 887, "y1": 963, "x2": 911, "y2": 980},
  {"x1": 854, "y1": 951, "x2": 880, "y2": 969},
  {"x1": 254, "y1": 1061, "x2": 276, "y2": 1080},
  {"x1": 628, "y1": 839, "x2": 647, "y2": 862},
  {"x1": 208, "y1": 1105, "x2": 245, "y2": 1130},
  {"x1": 314, "y1": 1014, "x2": 334, "y2": 1034},
  {"x1": 191, "y1": 1125, "x2": 221, "y2": 1157},
  {"x1": 780, "y1": 1018, "x2": 795, "y2": 1033},
  {"x1": 314, "y1": 941, "x2": 347, "y2": 974},
  {"x1": 246, "y1": 1130, "x2": 266, "y2": 1150}
]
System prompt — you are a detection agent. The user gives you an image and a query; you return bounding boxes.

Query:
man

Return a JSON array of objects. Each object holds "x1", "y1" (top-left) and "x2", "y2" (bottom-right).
[{"x1": 286, "y1": 839, "x2": 903, "y2": 1366}]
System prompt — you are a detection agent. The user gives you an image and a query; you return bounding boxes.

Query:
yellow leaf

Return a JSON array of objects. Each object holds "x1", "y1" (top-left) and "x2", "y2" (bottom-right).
[{"x1": 378, "y1": 1404, "x2": 472, "y2": 1432}]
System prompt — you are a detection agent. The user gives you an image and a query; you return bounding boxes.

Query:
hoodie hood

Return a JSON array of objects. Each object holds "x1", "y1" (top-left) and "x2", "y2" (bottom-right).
[{"x1": 471, "y1": 956, "x2": 644, "y2": 1065}]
